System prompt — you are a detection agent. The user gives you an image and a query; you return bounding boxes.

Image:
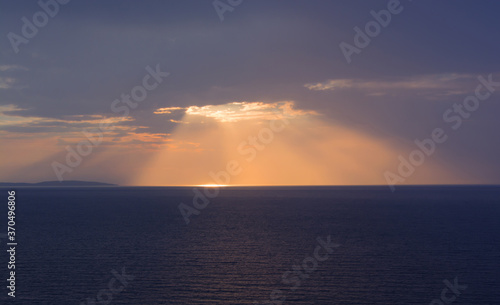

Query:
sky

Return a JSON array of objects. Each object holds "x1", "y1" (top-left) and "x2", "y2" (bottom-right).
[{"x1": 1, "y1": 0, "x2": 500, "y2": 186}]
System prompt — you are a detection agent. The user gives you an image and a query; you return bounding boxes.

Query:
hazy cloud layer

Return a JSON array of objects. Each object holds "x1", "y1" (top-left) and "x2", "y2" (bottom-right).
[{"x1": 1, "y1": 0, "x2": 500, "y2": 184}]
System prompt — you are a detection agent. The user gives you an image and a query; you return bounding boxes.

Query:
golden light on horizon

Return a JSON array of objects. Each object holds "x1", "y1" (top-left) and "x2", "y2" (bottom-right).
[
  {"x1": 0, "y1": 100, "x2": 472, "y2": 186},
  {"x1": 129, "y1": 101, "x2": 464, "y2": 187}
]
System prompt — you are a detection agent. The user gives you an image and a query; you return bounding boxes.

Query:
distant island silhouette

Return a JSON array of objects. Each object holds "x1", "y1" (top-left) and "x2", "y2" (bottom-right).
[{"x1": 0, "y1": 180, "x2": 117, "y2": 187}]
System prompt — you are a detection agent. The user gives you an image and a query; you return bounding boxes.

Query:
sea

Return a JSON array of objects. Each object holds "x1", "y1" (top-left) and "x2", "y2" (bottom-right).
[{"x1": 1, "y1": 185, "x2": 499, "y2": 304}]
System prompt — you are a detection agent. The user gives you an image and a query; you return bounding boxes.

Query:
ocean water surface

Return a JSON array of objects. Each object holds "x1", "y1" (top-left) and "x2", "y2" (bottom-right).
[{"x1": 1, "y1": 186, "x2": 499, "y2": 304}]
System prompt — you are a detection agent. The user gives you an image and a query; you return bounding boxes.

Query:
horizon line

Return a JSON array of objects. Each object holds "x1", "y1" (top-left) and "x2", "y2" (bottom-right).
[{"x1": 3, "y1": 183, "x2": 500, "y2": 188}]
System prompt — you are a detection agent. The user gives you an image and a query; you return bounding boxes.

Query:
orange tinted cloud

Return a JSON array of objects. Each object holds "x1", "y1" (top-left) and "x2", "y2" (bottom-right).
[{"x1": 155, "y1": 101, "x2": 318, "y2": 123}]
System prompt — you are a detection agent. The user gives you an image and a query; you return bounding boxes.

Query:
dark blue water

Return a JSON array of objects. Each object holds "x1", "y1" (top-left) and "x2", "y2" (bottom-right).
[{"x1": 1, "y1": 186, "x2": 499, "y2": 304}]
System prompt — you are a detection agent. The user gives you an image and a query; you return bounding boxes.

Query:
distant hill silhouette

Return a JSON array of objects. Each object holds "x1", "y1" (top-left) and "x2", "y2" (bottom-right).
[{"x1": 0, "y1": 180, "x2": 117, "y2": 187}]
